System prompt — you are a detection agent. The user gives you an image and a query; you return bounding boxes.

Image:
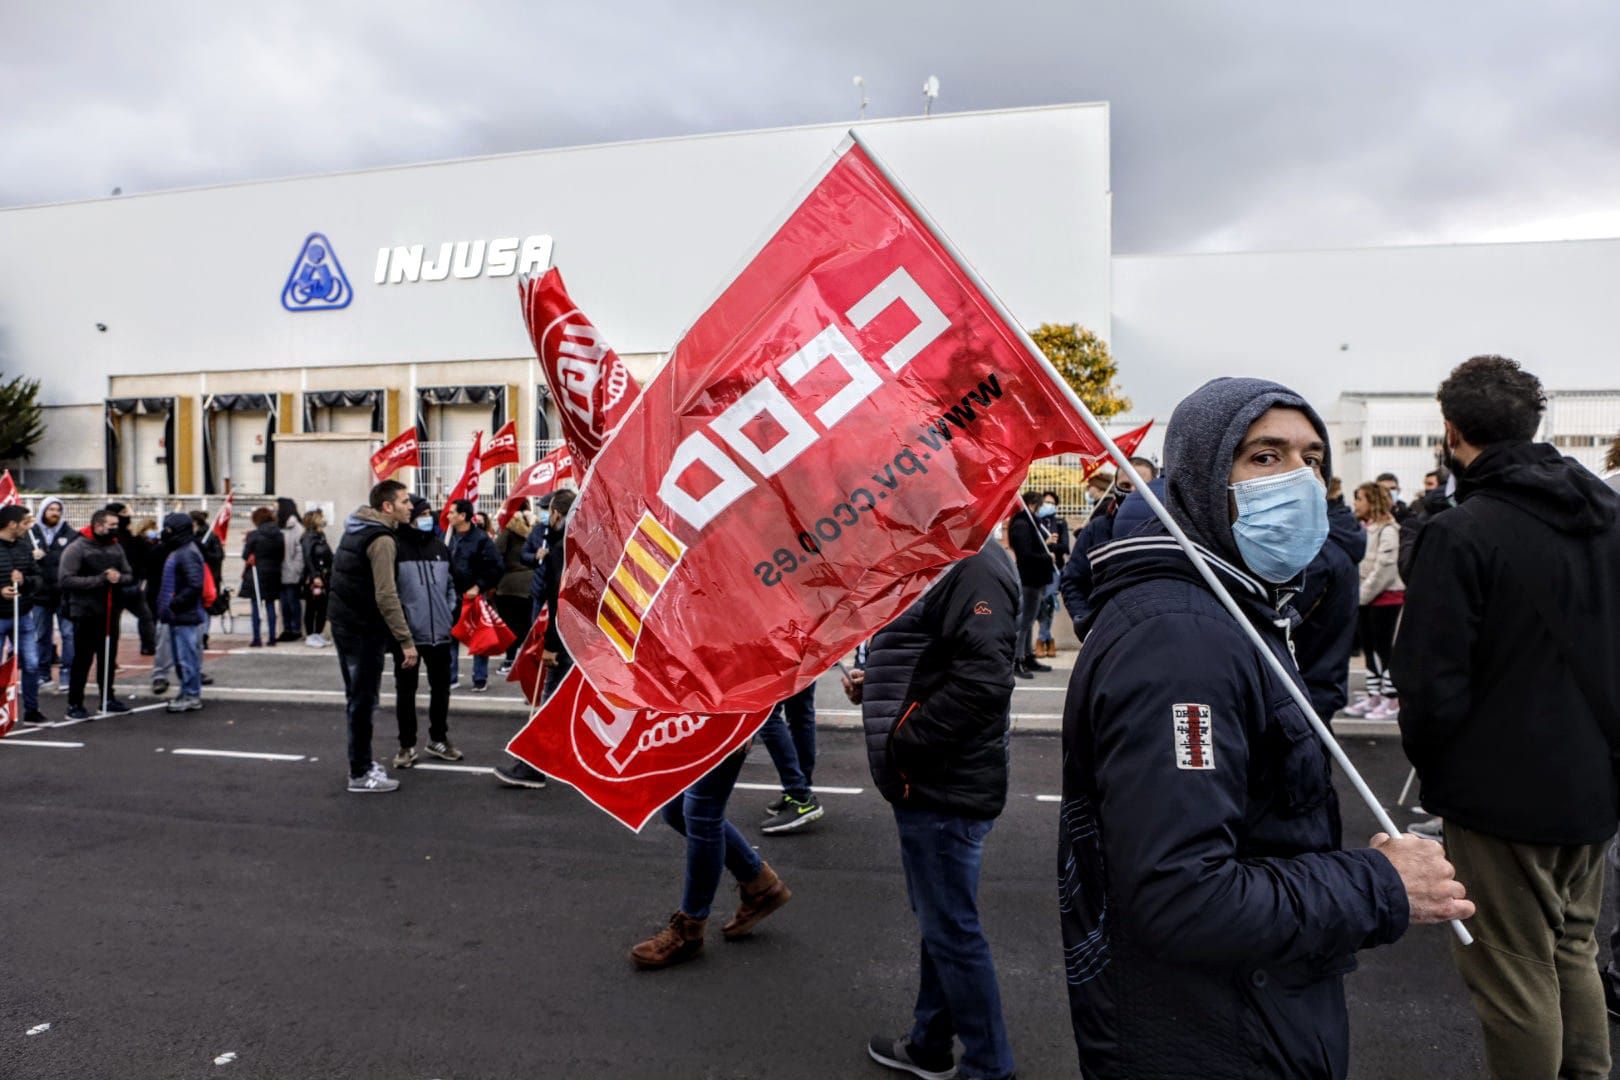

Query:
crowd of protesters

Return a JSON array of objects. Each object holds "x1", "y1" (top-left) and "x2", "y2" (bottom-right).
[{"x1": 5, "y1": 354, "x2": 1620, "y2": 1080}]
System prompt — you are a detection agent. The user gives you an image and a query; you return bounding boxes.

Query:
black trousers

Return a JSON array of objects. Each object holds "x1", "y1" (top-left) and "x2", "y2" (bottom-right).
[
  {"x1": 68, "y1": 610, "x2": 114, "y2": 709},
  {"x1": 493, "y1": 594, "x2": 533, "y2": 662},
  {"x1": 392, "y1": 641, "x2": 452, "y2": 748},
  {"x1": 303, "y1": 593, "x2": 328, "y2": 636},
  {"x1": 334, "y1": 629, "x2": 389, "y2": 778}
]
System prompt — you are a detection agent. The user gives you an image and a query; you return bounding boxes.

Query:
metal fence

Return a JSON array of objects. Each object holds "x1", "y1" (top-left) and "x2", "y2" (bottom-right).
[{"x1": 414, "y1": 440, "x2": 566, "y2": 505}]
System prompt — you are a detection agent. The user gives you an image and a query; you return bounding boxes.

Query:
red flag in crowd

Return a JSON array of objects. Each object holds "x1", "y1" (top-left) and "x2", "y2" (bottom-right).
[
  {"x1": 1081, "y1": 420, "x2": 1153, "y2": 482},
  {"x1": 518, "y1": 268, "x2": 641, "y2": 465},
  {"x1": 505, "y1": 666, "x2": 775, "y2": 831},
  {"x1": 209, "y1": 489, "x2": 234, "y2": 544},
  {"x1": 438, "y1": 432, "x2": 483, "y2": 532},
  {"x1": 505, "y1": 605, "x2": 551, "y2": 705},
  {"x1": 0, "y1": 648, "x2": 18, "y2": 738},
  {"x1": 555, "y1": 135, "x2": 1104, "y2": 715},
  {"x1": 370, "y1": 427, "x2": 420, "y2": 482},
  {"x1": 510, "y1": 444, "x2": 574, "y2": 503},
  {"x1": 481, "y1": 420, "x2": 520, "y2": 470},
  {"x1": 0, "y1": 470, "x2": 18, "y2": 508}
]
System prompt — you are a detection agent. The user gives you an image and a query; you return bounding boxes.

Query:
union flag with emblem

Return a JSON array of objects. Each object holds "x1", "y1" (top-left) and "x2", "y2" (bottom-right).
[
  {"x1": 557, "y1": 133, "x2": 1106, "y2": 715},
  {"x1": 519, "y1": 268, "x2": 641, "y2": 465}
]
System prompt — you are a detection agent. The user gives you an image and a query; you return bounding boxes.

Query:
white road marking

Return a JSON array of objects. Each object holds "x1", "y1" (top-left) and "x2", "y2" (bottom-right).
[
  {"x1": 214, "y1": 1051, "x2": 237, "y2": 1065},
  {"x1": 170, "y1": 748, "x2": 305, "y2": 762},
  {"x1": 0, "y1": 739, "x2": 84, "y2": 749},
  {"x1": 1035, "y1": 794, "x2": 1061, "y2": 802},
  {"x1": 413, "y1": 763, "x2": 495, "y2": 775},
  {"x1": 26, "y1": 1023, "x2": 51, "y2": 1036},
  {"x1": 735, "y1": 781, "x2": 864, "y2": 795}
]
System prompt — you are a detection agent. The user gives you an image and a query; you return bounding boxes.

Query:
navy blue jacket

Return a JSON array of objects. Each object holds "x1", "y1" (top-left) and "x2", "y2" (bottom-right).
[
  {"x1": 1060, "y1": 525, "x2": 1408, "y2": 1078},
  {"x1": 1292, "y1": 499, "x2": 1366, "y2": 721},
  {"x1": 157, "y1": 542, "x2": 206, "y2": 627},
  {"x1": 447, "y1": 526, "x2": 502, "y2": 596},
  {"x1": 1059, "y1": 480, "x2": 1163, "y2": 632}
]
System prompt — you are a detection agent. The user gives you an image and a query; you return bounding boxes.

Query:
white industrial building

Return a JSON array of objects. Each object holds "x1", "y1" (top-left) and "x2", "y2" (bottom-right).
[{"x1": 2, "y1": 101, "x2": 1617, "y2": 502}]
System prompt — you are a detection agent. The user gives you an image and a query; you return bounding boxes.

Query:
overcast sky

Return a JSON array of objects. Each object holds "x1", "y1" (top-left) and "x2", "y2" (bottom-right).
[{"x1": 4, "y1": 1, "x2": 1620, "y2": 253}]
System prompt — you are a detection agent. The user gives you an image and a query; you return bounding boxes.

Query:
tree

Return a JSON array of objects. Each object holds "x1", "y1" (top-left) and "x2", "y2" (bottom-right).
[
  {"x1": 0, "y1": 374, "x2": 45, "y2": 462},
  {"x1": 1030, "y1": 323, "x2": 1130, "y2": 420}
]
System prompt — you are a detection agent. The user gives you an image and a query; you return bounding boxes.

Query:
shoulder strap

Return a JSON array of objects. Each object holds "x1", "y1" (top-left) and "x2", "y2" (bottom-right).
[{"x1": 1473, "y1": 494, "x2": 1619, "y2": 751}]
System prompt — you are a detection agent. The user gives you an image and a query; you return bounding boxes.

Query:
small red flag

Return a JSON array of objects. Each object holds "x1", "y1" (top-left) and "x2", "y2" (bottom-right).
[
  {"x1": 209, "y1": 489, "x2": 233, "y2": 544},
  {"x1": 1080, "y1": 420, "x2": 1153, "y2": 483},
  {"x1": 370, "y1": 428, "x2": 420, "y2": 483},
  {"x1": 505, "y1": 604, "x2": 551, "y2": 705},
  {"x1": 480, "y1": 420, "x2": 520, "y2": 471},
  {"x1": 438, "y1": 432, "x2": 484, "y2": 532},
  {"x1": 0, "y1": 648, "x2": 18, "y2": 737},
  {"x1": 0, "y1": 470, "x2": 18, "y2": 509},
  {"x1": 510, "y1": 445, "x2": 575, "y2": 503},
  {"x1": 518, "y1": 268, "x2": 641, "y2": 467}
]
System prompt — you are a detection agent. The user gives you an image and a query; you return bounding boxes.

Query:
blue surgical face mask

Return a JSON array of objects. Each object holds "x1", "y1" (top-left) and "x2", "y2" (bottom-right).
[
  {"x1": 1037, "y1": 503, "x2": 1057, "y2": 518},
  {"x1": 1228, "y1": 466, "x2": 1328, "y2": 584},
  {"x1": 415, "y1": 516, "x2": 433, "y2": 532}
]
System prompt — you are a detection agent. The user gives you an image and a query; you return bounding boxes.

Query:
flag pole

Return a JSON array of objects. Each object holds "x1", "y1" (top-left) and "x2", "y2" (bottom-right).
[
  {"x1": 102, "y1": 583, "x2": 113, "y2": 715},
  {"x1": 846, "y1": 128, "x2": 1471, "y2": 946}
]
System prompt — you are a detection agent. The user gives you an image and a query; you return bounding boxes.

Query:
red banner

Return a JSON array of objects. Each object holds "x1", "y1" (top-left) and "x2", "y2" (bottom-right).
[
  {"x1": 209, "y1": 489, "x2": 234, "y2": 544},
  {"x1": 510, "y1": 445, "x2": 575, "y2": 502},
  {"x1": 0, "y1": 649, "x2": 17, "y2": 738},
  {"x1": 1081, "y1": 420, "x2": 1153, "y2": 482},
  {"x1": 480, "y1": 420, "x2": 520, "y2": 470},
  {"x1": 370, "y1": 428, "x2": 420, "y2": 482},
  {"x1": 505, "y1": 605, "x2": 551, "y2": 705},
  {"x1": 556, "y1": 137, "x2": 1102, "y2": 714},
  {"x1": 437, "y1": 433, "x2": 483, "y2": 532},
  {"x1": 505, "y1": 666, "x2": 774, "y2": 831},
  {"x1": 0, "y1": 470, "x2": 17, "y2": 509},
  {"x1": 518, "y1": 268, "x2": 641, "y2": 465}
]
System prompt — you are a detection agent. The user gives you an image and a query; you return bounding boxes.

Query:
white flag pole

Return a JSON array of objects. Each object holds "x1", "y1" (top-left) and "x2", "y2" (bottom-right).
[
  {"x1": 847, "y1": 129, "x2": 1471, "y2": 946},
  {"x1": 102, "y1": 583, "x2": 113, "y2": 715}
]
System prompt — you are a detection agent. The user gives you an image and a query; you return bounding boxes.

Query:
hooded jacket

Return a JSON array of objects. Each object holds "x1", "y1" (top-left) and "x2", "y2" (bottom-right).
[
  {"x1": 0, "y1": 524, "x2": 42, "y2": 616},
  {"x1": 156, "y1": 513, "x2": 206, "y2": 627},
  {"x1": 278, "y1": 498, "x2": 305, "y2": 586},
  {"x1": 1060, "y1": 378, "x2": 1407, "y2": 1080},
  {"x1": 394, "y1": 517, "x2": 458, "y2": 647},
  {"x1": 1396, "y1": 487, "x2": 1453, "y2": 582},
  {"x1": 57, "y1": 526, "x2": 134, "y2": 621},
  {"x1": 145, "y1": 516, "x2": 199, "y2": 611},
  {"x1": 1394, "y1": 440, "x2": 1620, "y2": 845},
  {"x1": 1292, "y1": 499, "x2": 1367, "y2": 720},
  {"x1": 860, "y1": 543, "x2": 1019, "y2": 819},
  {"x1": 29, "y1": 498, "x2": 72, "y2": 608}
]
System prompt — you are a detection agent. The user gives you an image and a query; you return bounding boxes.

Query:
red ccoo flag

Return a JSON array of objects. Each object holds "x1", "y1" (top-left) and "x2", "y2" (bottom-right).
[
  {"x1": 370, "y1": 427, "x2": 420, "y2": 482},
  {"x1": 480, "y1": 420, "x2": 520, "y2": 471},
  {"x1": 0, "y1": 470, "x2": 17, "y2": 509},
  {"x1": 209, "y1": 489, "x2": 234, "y2": 544},
  {"x1": 518, "y1": 268, "x2": 640, "y2": 466},
  {"x1": 557, "y1": 134, "x2": 1105, "y2": 714},
  {"x1": 1080, "y1": 420, "x2": 1153, "y2": 483},
  {"x1": 504, "y1": 604, "x2": 551, "y2": 705},
  {"x1": 0, "y1": 648, "x2": 18, "y2": 738},
  {"x1": 438, "y1": 432, "x2": 483, "y2": 532},
  {"x1": 510, "y1": 445, "x2": 574, "y2": 503}
]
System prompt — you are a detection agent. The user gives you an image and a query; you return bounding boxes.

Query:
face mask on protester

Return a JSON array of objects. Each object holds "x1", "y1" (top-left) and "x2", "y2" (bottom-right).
[
  {"x1": 1037, "y1": 503, "x2": 1057, "y2": 518},
  {"x1": 415, "y1": 516, "x2": 433, "y2": 532},
  {"x1": 1227, "y1": 466, "x2": 1329, "y2": 584}
]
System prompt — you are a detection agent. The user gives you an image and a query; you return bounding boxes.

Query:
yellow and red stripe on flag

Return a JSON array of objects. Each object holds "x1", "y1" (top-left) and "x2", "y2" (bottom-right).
[{"x1": 594, "y1": 511, "x2": 686, "y2": 662}]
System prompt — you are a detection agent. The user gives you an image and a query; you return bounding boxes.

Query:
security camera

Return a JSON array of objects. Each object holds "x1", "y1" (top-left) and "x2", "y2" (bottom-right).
[{"x1": 95, "y1": 322, "x2": 108, "y2": 332}]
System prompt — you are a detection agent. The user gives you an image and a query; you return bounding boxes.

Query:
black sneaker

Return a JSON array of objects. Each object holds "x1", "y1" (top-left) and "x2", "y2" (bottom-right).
[
  {"x1": 66, "y1": 705, "x2": 90, "y2": 721},
  {"x1": 1013, "y1": 663, "x2": 1035, "y2": 680},
  {"x1": 760, "y1": 793, "x2": 823, "y2": 834},
  {"x1": 151, "y1": 678, "x2": 169, "y2": 696},
  {"x1": 103, "y1": 698, "x2": 131, "y2": 714},
  {"x1": 764, "y1": 792, "x2": 790, "y2": 816},
  {"x1": 471, "y1": 680, "x2": 488, "y2": 693},
  {"x1": 868, "y1": 1034, "x2": 956, "y2": 1079},
  {"x1": 200, "y1": 673, "x2": 215, "y2": 686},
  {"x1": 1021, "y1": 657, "x2": 1052, "y2": 673},
  {"x1": 494, "y1": 762, "x2": 548, "y2": 789},
  {"x1": 23, "y1": 709, "x2": 47, "y2": 726}
]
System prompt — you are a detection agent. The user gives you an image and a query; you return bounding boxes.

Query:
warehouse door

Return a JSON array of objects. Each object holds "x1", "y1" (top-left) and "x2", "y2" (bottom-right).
[
  {"x1": 122, "y1": 413, "x2": 170, "y2": 495},
  {"x1": 223, "y1": 410, "x2": 271, "y2": 494}
]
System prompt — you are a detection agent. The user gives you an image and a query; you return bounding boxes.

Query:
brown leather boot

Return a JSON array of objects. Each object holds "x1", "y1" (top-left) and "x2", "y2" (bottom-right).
[
  {"x1": 629, "y1": 911, "x2": 706, "y2": 969},
  {"x1": 721, "y1": 861, "x2": 792, "y2": 940}
]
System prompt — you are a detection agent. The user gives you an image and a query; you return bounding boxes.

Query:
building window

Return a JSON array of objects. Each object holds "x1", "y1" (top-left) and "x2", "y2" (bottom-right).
[
  {"x1": 1397, "y1": 435, "x2": 1422, "y2": 447},
  {"x1": 1343, "y1": 437, "x2": 1362, "y2": 450},
  {"x1": 1371, "y1": 435, "x2": 1395, "y2": 448},
  {"x1": 1427, "y1": 435, "x2": 1445, "y2": 446}
]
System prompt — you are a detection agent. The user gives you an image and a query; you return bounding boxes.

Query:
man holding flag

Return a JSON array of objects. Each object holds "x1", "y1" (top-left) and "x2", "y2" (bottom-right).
[{"x1": 0, "y1": 505, "x2": 45, "y2": 726}]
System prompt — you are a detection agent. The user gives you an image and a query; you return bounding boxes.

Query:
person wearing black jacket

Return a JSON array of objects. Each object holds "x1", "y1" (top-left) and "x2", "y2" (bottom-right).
[
  {"x1": 1061, "y1": 377, "x2": 1468, "y2": 1079},
  {"x1": 1292, "y1": 479, "x2": 1367, "y2": 721},
  {"x1": 30, "y1": 497, "x2": 74, "y2": 689},
  {"x1": 859, "y1": 542, "x2": 1020, "y2": 1080},
  {"x1": 105, "y1": 502, "x2": 157, "y2": 655},
  {"x1": 1006, "y1": 492, "x2": 1053, "y2": 679},
  {"x1": 1394, "y1": 356, "x2": 1620, "y2": 1079},
  {"x1": 241, "y1": 507, "x2": 284, "y2": 647},
  {"x1": 1032, "y1": 490, "x2": 1069, "y2": 659},
  {"x1": 0, "y1": 505, "x2": 45, "y2": 724},
  {"x1": 1397, "y1": 482, "x2": 1454, "y2": 583},
  {"x1": 299, "y1": 509, "x2": 334, "y2": 647},
  {"x1": 494, "y1": 490, "x2": 574, "y2": 789},
  {"x1": 58, "y1": 510, "x2": 135, "y2": 718},
  {"x1": 446, "y1": 498, "x2": 503, "y2": 691}
]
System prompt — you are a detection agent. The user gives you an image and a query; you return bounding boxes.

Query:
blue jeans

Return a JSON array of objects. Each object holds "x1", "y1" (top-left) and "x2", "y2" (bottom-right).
[
  {"x1": 0, "y1": 612, "x2": 40, "y2": 714},
  {"x1": 448, "y1": 641, "x2": 489, "y2": 685},
  {"x1": 31, "y1": 605, "x2": 73, "y2": 683},
  {"x1": 172, "y1": 623, "x2": 202, "y2": 699},
  {"x1": 661, "y1": 745, "x2": 762, "y2": 920},
  {"x1": 1037, "y1": 580, "x2": 1058, "y2": 644},
  {"x1": 334, "y1": 630, "x2": 388, "y2": 778},
  {"x1": 249, "y1": 600, "x2": 277, "y2": 645},
  {"x1": 278, "y1": 584, "x2": 302, "y2": 638},
  {"x1": 760, "y1": 682, "x2": 817, "y2": 799},
  {"x1": 893, "y1": 807, "x2": 1015, "y2": 1080}
]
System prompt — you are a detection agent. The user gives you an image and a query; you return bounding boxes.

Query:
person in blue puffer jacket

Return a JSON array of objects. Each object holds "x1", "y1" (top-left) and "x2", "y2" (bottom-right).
[
  {"x1": 1059, "y1": 377, "x2": 1472, "y2": 1079},
  {"x1": 155, "y1": 512, "x2": 206, "y2": 713}
]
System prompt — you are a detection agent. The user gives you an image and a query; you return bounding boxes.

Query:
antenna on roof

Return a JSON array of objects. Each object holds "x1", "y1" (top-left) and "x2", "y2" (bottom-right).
[
  {"x1": 921, "y1": 75, "x2": 939, "y2": 117},
  {"x1": 853, "y1": 75, "x2": 869, "y2": 121}
]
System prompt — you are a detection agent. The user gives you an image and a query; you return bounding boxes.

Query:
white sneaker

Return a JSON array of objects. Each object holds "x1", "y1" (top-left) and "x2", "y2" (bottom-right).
[
  {"x1": 1342, "y1": 694, "x2": 1381, "y2": 718},
  {"x1": 1367, "y1": 698, "x2": 1400, "y2": 721},
  {"x1": 347, "y1": 762, "x2": 399, "y2": 793},
  {"x1": 306, "y1": 633, "x2": 328, "y2": 648}
]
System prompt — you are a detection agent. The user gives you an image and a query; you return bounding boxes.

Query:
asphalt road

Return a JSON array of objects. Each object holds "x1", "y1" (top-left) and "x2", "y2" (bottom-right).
[{"x1": 3, "y1": 686, "x2": 1615, "y2": 1078}]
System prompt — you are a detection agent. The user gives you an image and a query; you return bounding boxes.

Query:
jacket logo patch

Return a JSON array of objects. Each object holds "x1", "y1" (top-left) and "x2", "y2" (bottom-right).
[
  {"x1": 1173, "y1": 704, "x2": 1215, "y2": 771},
  {"x1": 973, "y1": 601, "x2": 992, "y2": 615}
]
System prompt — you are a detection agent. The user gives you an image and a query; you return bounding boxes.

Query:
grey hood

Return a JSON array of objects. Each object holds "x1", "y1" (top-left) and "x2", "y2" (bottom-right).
[
  {"x1": 35, "y1": 497, "x2": 67, "y2": 545},
  {"x1": 1162, "y1": 377, "x2": 1331, "y2": 571}
]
